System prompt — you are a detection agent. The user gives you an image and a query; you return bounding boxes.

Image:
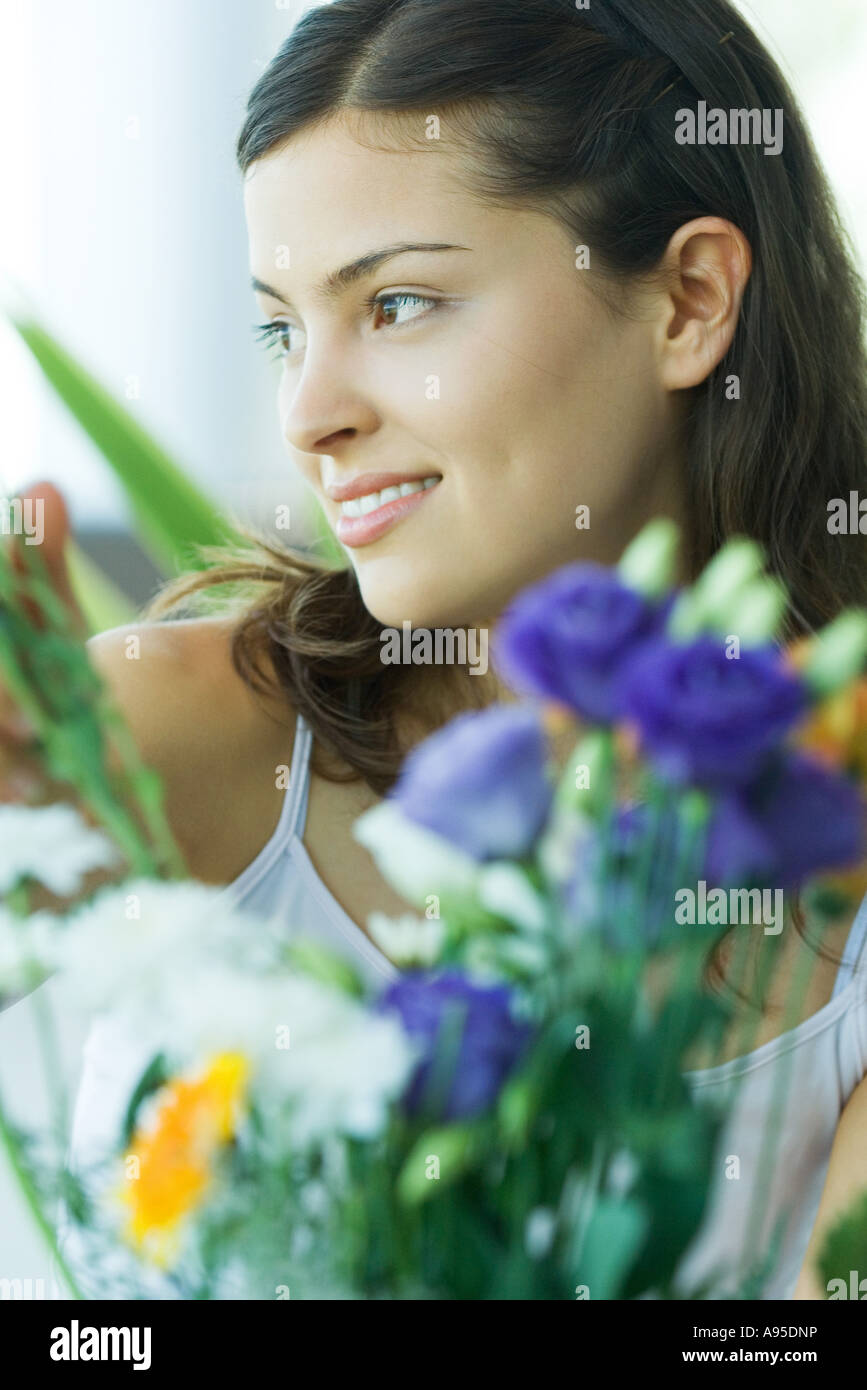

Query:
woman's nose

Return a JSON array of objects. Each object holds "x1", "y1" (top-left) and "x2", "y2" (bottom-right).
[{"x1": 279, "y1": 338, "x2": 379, "y2": 458}]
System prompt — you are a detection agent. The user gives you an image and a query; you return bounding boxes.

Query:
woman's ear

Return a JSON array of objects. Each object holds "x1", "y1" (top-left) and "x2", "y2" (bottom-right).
[{"x1": 655, "y1": 216, "x2": 752, "y2": 391}]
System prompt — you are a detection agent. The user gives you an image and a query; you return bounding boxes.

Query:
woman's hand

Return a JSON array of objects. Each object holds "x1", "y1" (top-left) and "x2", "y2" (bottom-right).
[
  {"x1": 0, "y1": 481, "x2": 129, "y2": 912},
  {"x1": 0, "y1": 481, "x2": 87, "y2": 803}
]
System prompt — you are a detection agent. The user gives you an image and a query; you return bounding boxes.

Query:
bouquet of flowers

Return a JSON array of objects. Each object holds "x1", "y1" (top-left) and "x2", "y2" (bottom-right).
[{"x1": 2, "y1": 517, "x2": 867, "y2": 1300}]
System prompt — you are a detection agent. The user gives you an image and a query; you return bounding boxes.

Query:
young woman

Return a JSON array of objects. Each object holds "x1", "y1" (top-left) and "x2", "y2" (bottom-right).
[{"x1": 4, "y1": 0, "x2": 867, "y2": 1299}]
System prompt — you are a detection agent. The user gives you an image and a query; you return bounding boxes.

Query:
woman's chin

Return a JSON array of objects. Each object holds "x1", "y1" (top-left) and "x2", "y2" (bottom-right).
[
  {"x1": 354, "y1": 571, "x2": 462, "y2": 632},
  {"x1": 360, "y1": 597, "x2": 461, "y2": 631}
]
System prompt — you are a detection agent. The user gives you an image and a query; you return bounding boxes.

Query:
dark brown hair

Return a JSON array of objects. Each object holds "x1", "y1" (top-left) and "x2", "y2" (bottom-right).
[{"x1": 150, "y1": 0, "x2": 867, "y2": 831}]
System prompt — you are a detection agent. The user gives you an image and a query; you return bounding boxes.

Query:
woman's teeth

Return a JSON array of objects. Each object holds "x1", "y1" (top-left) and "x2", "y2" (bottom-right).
[{"x1": 339, "y1": 476, "x2": 440, "y2": 518}]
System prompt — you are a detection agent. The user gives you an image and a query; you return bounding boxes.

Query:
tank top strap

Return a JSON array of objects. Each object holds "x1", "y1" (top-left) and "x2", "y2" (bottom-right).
[
  {"x1": 831, "y1": 888, "x2": 867, "y2": 1000},
  {"x1": 283, "y1": 711, "x2": 313, "y2": 841}
]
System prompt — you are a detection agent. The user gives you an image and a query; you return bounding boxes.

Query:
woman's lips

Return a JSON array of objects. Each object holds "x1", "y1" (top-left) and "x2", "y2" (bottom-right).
[{"x1": 335, "y1": 481, "x2": 441, "y2": 547}]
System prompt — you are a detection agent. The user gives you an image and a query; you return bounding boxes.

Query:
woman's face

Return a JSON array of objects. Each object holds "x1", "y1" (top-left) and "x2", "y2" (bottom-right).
[{"x1": 245, "y1": 113, "x2": 686, "y2": 628}]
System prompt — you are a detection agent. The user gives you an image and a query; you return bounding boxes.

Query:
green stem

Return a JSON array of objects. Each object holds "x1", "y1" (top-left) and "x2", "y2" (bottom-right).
[
  {"x1": 571, "y1": 1135, "x2": 607, "y2": 1274},
  {"x1": 0, "y1": 1092, "x2": 83, "y2": 1299},
  {"x1": 650, "y1": 795, "x2": 710, "y2": 1109}
]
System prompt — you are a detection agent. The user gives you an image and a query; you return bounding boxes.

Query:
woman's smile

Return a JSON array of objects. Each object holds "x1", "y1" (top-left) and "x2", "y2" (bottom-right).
[{"x1": 328, "y1": 472, "x2": 442, "y2": 547}]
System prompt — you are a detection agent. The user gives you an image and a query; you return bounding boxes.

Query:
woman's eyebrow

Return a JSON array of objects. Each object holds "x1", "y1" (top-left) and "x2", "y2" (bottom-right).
[{"x1": 250, "y1": 241, "x2": 471, "y2": 307}]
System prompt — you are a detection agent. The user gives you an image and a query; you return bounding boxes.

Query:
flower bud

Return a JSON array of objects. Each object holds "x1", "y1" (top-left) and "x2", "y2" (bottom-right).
[
  {"x1": 800, "y1": 611, "x2": 867, "y2": 697},
  {"x1": 693, "y1": 537, "x2": 766, "y2": 612},
  {"x1": 617, "y1": 518, "x2": 680, "y2": 599},
  {"x1": 725, "y1": 576, "x2": 788, "y2": 645}
]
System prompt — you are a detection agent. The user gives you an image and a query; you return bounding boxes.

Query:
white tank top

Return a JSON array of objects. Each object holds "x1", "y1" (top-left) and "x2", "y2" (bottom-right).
[{"x1": 56, "y1": 712, "x2": 867, "y2": 1300}]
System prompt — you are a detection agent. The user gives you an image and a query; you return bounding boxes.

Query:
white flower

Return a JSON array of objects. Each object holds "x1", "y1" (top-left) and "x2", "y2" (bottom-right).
[
  {"x1": 477, "y1": 863, "x2": 547, "y2": 933},
  {"x1": 462, "y1": 931, "x2": 550, "y2": 981},
  {"x1": 45, "y1": 876, "x2": 417, "y2": 1148},
  {"x1": 0, "y1": 904, "x2": 62, "y2": 997},
  {"x1": 51, "y1": 878, "x2": 284, "y2": 1015},
  {"x1": 353, "y1": 801, "x2": 479, "y2": 907},
  {"x1": 0, "y1": 804, "x2": 122, "y2": 897},
  {"x1": 160, "y1": 964, "x2": 417, "y2": 1147},
  {"x1": 366, "y1": 911, "x2": 445, "y2": 967},
  {"x1": 7, "y1": 870, "x2": 418, "y2": 1153},
  {"x1": 270, "y1": 988, "x2": 415, "y2": 1146}
]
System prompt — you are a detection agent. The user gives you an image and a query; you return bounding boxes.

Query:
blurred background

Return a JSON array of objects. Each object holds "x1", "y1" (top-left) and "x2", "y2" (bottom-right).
[
  {"x1": 0, "y1": 0, "x2": 324, "y2": 606},
  {"x1": 1, "y1": 0, "x2": 866, "y2": 1293}
]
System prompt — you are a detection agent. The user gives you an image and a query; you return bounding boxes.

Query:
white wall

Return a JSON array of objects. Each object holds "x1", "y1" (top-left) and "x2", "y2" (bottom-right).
[{"x1": 0, "y1": 0, "x2": 314, "y2": 532}]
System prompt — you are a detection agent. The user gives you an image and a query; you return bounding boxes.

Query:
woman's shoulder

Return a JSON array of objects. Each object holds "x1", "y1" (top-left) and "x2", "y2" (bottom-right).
[
  {"x1": 86, "y1": 615, "x2": 298, "y2": 883},
  {"x1": 794, "y1": 1072, "x2": 867, "y2": 1299}
]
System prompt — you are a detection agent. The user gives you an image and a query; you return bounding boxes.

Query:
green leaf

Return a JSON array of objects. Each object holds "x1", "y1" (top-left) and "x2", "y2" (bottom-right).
[
  {"x1": 552, "y1": 728, "x2": 614, "y2": 816},
  {"x1": 9, "y1": 316, "x2": 235, "y2": 574},
  {"x1": 397, "y1": 1124, "x2": 481, "y2": 1205},
  {"x1": 284, "y1": 940, "x2": 365, "y2": 998},
  {"x1": 497, "y1": 1075, "x2": 535, "y2": 1148},
  {"x1": 575, "y1": 1195, "x2": 649, "y2": 1299},
  {"x1": 120, "y1": 1052, "x2": 170, "y2": 1149}
]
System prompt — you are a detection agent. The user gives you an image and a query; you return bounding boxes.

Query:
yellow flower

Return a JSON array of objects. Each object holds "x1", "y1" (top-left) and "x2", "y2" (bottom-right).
[
  {"x1": 822, "y1": 862, "x2": 867, "y2": 905},
  {"x1": 118, "y1": 1052, "x2": 250, "y2": 1268},
  {"x1": 796, "y1": 675, "x2": 867, "y2": 782}
]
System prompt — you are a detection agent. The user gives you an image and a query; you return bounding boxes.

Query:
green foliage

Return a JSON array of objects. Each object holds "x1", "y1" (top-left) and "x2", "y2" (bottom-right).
[
  {"x1": 397, "y1": 1123, "x2": 482, "y2": 1205},
  {"x1": 10, "y1": 316, "x2": 237, "y2": 575},
  {"x1": 0, "y1": 539, "x2": 185, "y2": 878},
  {"x1": 577, "y1": 1196, "x2": 650, "y2": 1300},
  {"x1": 284, "y1": 941, "x2": 366, "y2": 998},
  {"x1": 121, "y1": 1053, "x2": 170, "y2": 1149}
]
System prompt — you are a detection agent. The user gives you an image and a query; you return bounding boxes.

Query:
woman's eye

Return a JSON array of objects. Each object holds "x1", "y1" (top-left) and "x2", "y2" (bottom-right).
[
  {"x1": 253, "y1": 292, "x2": 437, "y2": 361},
  {"x1": 370, "y1": 292, "x2": 436, "y2": 329},
  {"x1": 253, "y1": 320, "x2": 303, "y2": 360}
]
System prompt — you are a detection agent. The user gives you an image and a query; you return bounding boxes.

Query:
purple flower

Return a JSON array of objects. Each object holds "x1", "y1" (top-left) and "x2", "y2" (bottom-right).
[
  {"x1": 377, "y1": 971, "x2": 533, "y2": 1120},
  {"x1": 619, "y1": 637, "x2": 808, "y2": 789},
  {"x1": 706, "y1": 755, "x2": 865, "y2": 890},
  {"x1": 494, "y1": 564, "x2": 666, "y2": 722},
  {"x1": 391, "y1": 705, "x2": 551, "y2": 860},
  {"x1": 560, "y1": 756, "x2": 864, "y2": 942},
  {"x1": 703, "y1": 795, "x2": 774, "y2": 886}
]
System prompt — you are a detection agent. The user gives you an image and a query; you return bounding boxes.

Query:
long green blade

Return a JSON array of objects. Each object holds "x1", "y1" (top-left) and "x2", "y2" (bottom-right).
[
  {"x1": 10, "y1": 317, "x2": 236, "y2": 574},
  {"x1": 65, "y1": 540, "x2": 137, "y2": 633}
]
